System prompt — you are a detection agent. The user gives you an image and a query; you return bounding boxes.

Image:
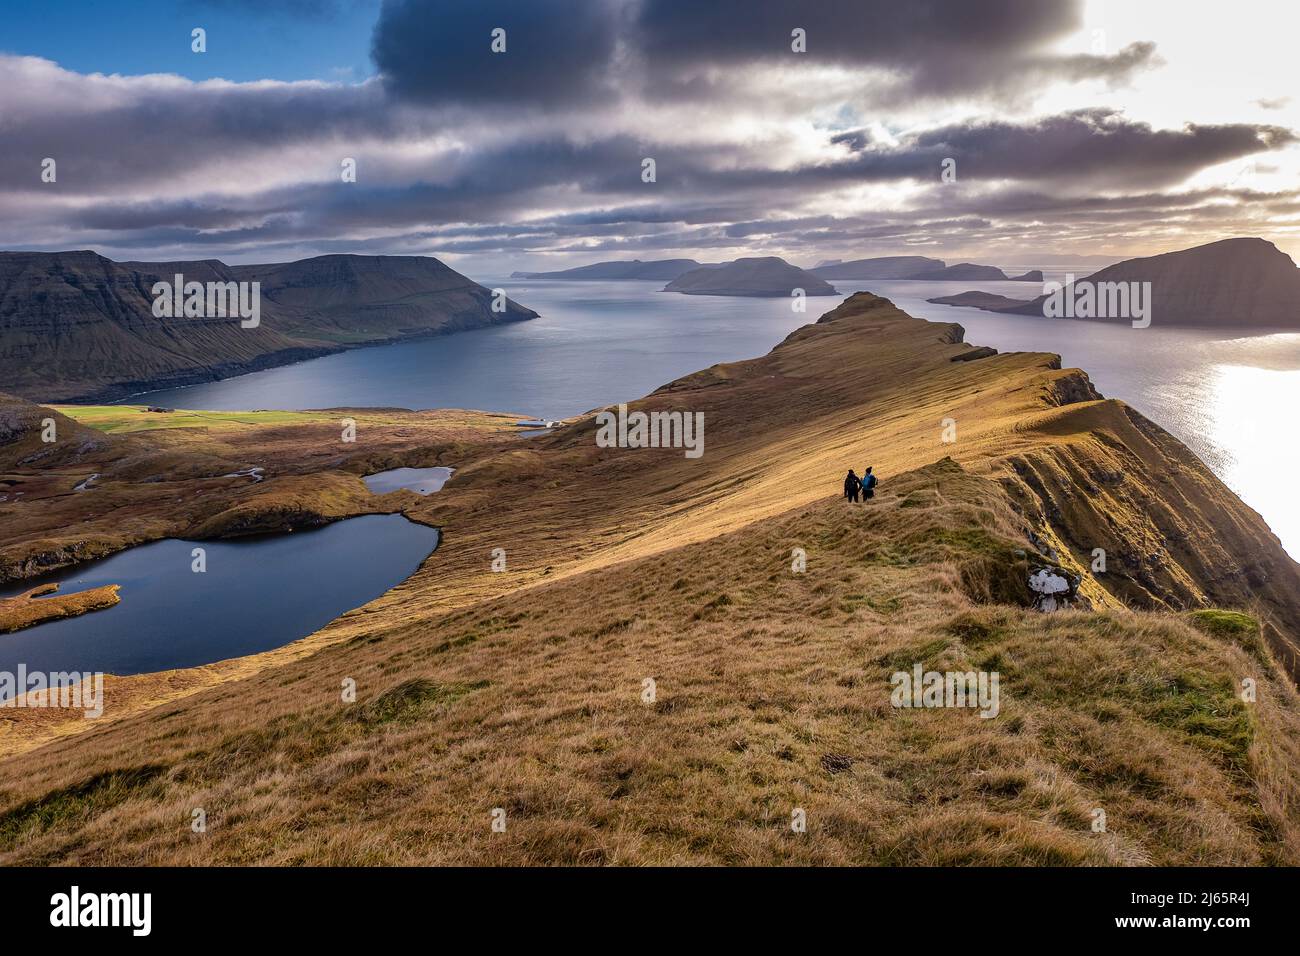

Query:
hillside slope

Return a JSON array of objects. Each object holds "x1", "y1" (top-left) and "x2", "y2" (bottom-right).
[
  {"x1": 1, "y1": 294, "x2": 1298, "y2": 865},
  {"x1": 1000, "y1": 237, "x2": 1300, "y2": 327},
  {"x1": 812, "y1": 255, "x2": 945, "y2": 279},
  {"x1": 911, "y1": 262, "x2": 1011, "y2": 280},
  {"x1": 0, "y1": 251, "x2": 538, "y2": 402}
]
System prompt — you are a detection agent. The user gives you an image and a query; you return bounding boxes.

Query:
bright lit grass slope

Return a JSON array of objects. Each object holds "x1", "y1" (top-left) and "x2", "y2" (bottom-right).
[
  {"x1": 1, "y1": 293, "x2": 1297, "y2": 864},
  {"x1": 53, "y1": 406, "x2": 328, "y2": 434},
  {"x1": 0, "y1": 399, "x2": 524, "y2": 584},
  {"x1": 0, "y1": 462, "x2": 1296, "y2": 865}
]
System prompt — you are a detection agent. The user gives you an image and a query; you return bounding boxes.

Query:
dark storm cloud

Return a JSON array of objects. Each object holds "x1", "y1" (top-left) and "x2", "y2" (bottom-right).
[
  {"x1": 371, "y1": 0, "x2": 625, "y2": 107},
  {"x1": 18, "y1": 102, "x2": 1294, "y2": 263},
  {"x1": 634, "y1": 0, "x2": 1072, "y2": 64},
  {"x1": 0, "y1": 1, "x2": 1293, "y2": 267},
  {"x1": 632, "y1": 0, "x2": 1154, "y2": 102},
  {"x1": 19, "y1": 179, "x2": 1300, "y2": 266},
  {"x1": 372, "y1": 0, "x2": 1155, "y2": 109},
  {"x1": 829, "y1": 110, "x2": 1297, "y2": 188}
]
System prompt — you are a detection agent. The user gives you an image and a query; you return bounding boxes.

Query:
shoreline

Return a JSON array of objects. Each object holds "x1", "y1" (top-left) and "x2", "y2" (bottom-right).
[
  {"x1": 0, "y1": 582, "x2": 121, "y2": 635},
  {"x1": 15, "y1": 307, "x2": 541, "y2": 406}
]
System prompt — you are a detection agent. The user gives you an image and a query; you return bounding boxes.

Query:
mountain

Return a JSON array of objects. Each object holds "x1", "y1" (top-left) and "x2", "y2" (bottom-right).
[
  {"x1": 0, "y1": 251, "x2": 538, "y2": 402},
  {"x1": 664, "y1": 256, "x2": 838, "y2": 297},
  {"x1": 927, "y1": 291, "x2": 1032, "y2": 310},
  {"x1": 996, "y1": 238, "x2": 1300, "y2": 327},
  {"x1": 907, "y1": 262, "x2": 1011, "y2": 281},
  {"x1": 812, "y1": 255, "x2": 945, "y2": 279},
  {"x1": 5, "y1": 293, "x2": 1300, "y2": 865},
  {"x1": 811, "y1": 257, "x2": 1042, "y2": 282},
  {"x1": 511, "y1": 258, "x2": 704, "y2": 281}
]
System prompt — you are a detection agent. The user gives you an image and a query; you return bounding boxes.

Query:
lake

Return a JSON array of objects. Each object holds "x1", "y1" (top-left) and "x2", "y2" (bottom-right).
[
  {"x1": 363, "y1": 466, "x2": 454, "y2": 495},
  {"x1": 0, "y1": 514, "x2": 438, "y2": 682},
  {"x1": 127, "y1": 276, "x2": 1300, "y2": 558}
]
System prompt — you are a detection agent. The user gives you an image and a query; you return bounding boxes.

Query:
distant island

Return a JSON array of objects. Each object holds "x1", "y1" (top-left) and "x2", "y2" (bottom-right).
[
  {"x1": 811, "y1": 256, "x2": 1041, "y2": 282},
  {"x1": 511, "y1": 259, "x2": 706, "y2": 281},
  {"x1": 0, "y1": 251, "x2": 538, "y2": 402},
  {"x1": 511, "y1": 253, "x2": 1047, "y2": 286},
  {"x1": 926, "y1": 238, "x2": 1300, "y2": 328},
  {"x1": 664, "y1": 256, "x2": 838, "y2": 297},
  {"x1": 810, "y1": 255, "x2": 946, "y2": 279},
  {"x1": 927, "y1": 291, "x2": 1033, "y2": 310}
]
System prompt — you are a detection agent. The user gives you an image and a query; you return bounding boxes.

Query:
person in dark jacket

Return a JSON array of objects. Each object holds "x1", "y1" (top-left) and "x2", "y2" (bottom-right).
[
  {"x1": 844, "y1": 469, "x2": 861, "y2": 503},
  {"x1": 861, "y1": 466, "x2": 878, "y2": 499}
]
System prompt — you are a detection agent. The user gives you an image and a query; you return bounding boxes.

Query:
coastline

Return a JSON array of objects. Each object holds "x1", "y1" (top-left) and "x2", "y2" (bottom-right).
[
  {"x1": 13, "y1": 305, "x2": 541, "y2": 406},
  {"x1": 3, "y1": 295, "x2": 1298, "y2": 763}
]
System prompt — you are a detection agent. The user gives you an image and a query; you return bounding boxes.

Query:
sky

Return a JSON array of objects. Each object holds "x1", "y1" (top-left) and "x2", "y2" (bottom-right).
[{"x1": 1, "y1": 0, "x2": 1297, "y2": 272}]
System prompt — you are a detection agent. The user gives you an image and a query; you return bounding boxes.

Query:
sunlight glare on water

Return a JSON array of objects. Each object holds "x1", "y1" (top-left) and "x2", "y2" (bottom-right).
[{"x1": 1207, "y1": 363, "x2": 1300, "y2": 557}]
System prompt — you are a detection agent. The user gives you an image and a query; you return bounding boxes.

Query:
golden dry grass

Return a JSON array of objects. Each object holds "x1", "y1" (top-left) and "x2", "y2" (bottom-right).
[
  {"x1": 0, "y1": 583, "x2": 120, "y2": 634},
  {"x1": 0, "y1": 293, "x2": 1297, "y2": 865},
  {"x1": 0, "y1": 465, "x2": 1296, "y2": 865},
  {"x1": 0, "y1": 401, "x2": 524, "y2": 583}
]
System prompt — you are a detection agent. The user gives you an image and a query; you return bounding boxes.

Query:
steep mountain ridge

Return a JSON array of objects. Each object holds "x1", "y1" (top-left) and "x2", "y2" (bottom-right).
[
  {"x1": 996, "y1": 238, "x2": 1300, "y2": 327},
  {"x1": 0, "y1": 251, "x2": 538, "y2": 402},
  {"x1": 1, "y1": 294, "x2": 1298, "y2": 864}
]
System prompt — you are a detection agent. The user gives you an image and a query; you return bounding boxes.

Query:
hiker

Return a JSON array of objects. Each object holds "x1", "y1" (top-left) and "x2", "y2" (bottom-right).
[
  {"x1": 844, "y1": 469, "x2": 861, "y2": 503},
  {"x1": 861, "y1": 466, "x2": 878, "y2": 499}
]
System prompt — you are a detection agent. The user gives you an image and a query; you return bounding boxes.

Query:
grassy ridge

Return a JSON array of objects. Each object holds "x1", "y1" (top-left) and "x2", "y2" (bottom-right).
[{"x1": 1, "y1": 293, "x2": 1297, "y2": 864}]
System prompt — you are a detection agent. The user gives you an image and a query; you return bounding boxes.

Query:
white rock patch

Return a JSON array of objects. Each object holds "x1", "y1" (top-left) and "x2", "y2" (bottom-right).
[
  {"x1": 1029, "y1": 568, "x2": 1071, "y2": 595},
  {"x1": 1028, "y1": 567, "x2": 1077, "y2": 612}
]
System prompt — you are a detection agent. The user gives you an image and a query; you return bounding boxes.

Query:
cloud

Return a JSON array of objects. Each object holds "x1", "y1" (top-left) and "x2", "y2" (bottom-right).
[
  {"x1": 371, "y1": 0, "x2": 625, "y2": 107},
  {"x1": 0, "y1": 56, "x2": 402, "y2": 197},
  {"x1": 372, "y1": 0, "x2": 1157, "y2": 110},
  {"x1": 0, "y1": 1, "x2": 1294, "y2": 269},
  {"x1": 828, "y1": 109, "x2": 1296, "y2": 189}
]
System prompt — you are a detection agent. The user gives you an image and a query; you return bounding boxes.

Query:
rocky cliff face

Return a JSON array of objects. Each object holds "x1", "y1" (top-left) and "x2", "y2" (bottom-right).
[
  {"x1": 1002, "y1": 237, "x2": 1300, "y2": 327},
  {"x1": 0, "y1": 251, "x2": 538, "y2": 401}
]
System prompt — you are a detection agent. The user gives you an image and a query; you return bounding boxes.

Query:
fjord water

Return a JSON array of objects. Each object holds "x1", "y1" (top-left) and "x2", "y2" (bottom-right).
[
  {"x1": 0, "y1": 514, "x2": 438, "y2": 680},
  {"x1": 130, "y1": 277, "x2": 1300, "y2": 558},
  {"x1": 131, "y1": 280, "x2": 823, "y2": 419}
]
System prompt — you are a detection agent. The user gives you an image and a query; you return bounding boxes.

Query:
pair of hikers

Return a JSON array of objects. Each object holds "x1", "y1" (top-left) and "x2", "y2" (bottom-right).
[{"x1": 844, "y1": 467, "x2": 877, "y2": 503}]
